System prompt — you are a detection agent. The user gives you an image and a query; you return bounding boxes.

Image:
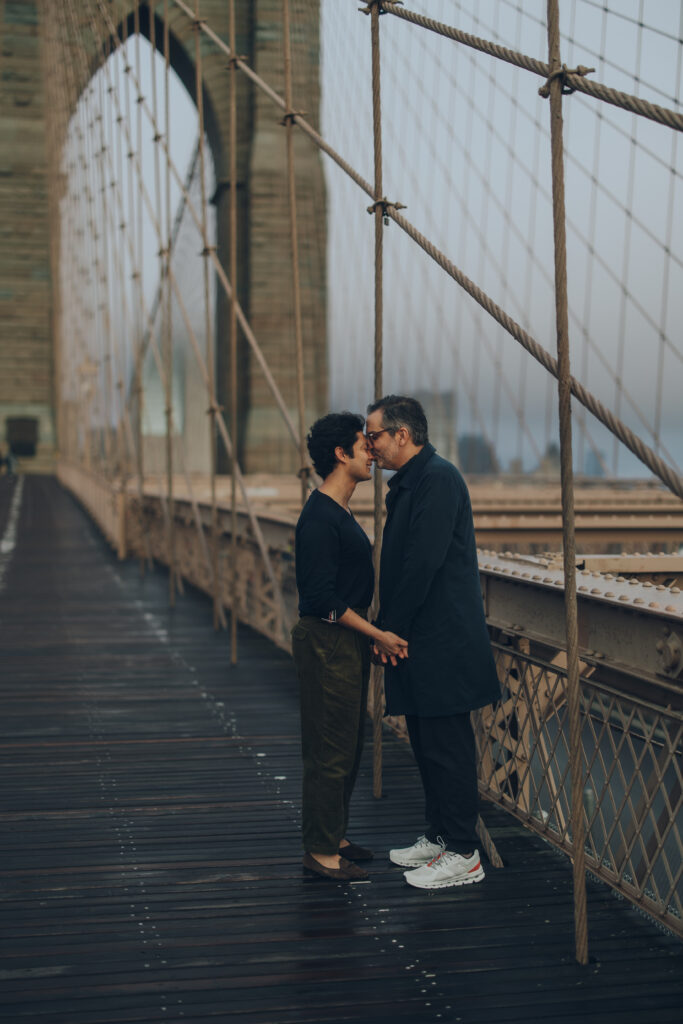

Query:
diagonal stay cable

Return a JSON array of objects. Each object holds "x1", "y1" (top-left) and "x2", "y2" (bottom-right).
[
  {"x1": 85, "y1": 0, "x2": 292, "y2": 629},
  {"x1": 379, "y1": 1, "x2": 683, "y2": 132},
  {"x1": 170, "y1": 0, "x2": 682, "y2": 496},
  {"x1": 386, "y1": 203, "x2": 683, "y2": 498}
]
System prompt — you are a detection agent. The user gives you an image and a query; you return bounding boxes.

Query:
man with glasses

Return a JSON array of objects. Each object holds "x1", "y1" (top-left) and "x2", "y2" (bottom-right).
[{"x1": 366, "y1": 395, "x2": 500, "y2": 889}]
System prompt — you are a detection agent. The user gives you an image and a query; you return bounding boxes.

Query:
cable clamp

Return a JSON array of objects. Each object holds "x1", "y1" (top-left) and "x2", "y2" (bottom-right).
[
  {"x1": 360, "y1": 1, "x2": 399, "y2": 14},
  {"x1": 206, "y1": 402, "x2": 224, "y2": 415},
  {"x1": 281, "y1": 109, "x2": 307, "y2": 127},
  {"x1": 297, "y1": 464, "x2": 313, "y2": 481},
  {"x1": 539, "y1": 63, "x2": 595, "y2": 98},
  {"x1": 367, "y1": 196, "x2": 406, "y2": 225},
  {"x1": 201, "y1": 245, "x2": 217, "y2": 256},
  {"x1": 226, "y1": 55, "x2": 248, "y2": 70}
]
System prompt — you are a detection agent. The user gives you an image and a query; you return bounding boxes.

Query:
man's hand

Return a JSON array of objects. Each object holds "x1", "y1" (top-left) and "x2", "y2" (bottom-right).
[{"x1": 371, "y1": 631, "x2": 408, "y2": 667}]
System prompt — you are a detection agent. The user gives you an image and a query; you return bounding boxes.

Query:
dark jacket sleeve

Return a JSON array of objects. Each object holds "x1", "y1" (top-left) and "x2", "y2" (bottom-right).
[
  {"x1": 296, "y1": 517, "x2": 348, "y2": 621},
  {"x1": 382, "y1": 469, "x2": 461, "y2": 637}
]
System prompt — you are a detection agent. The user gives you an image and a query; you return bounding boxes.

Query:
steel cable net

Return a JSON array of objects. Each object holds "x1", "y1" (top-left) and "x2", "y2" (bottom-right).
[
  {"x1": 142, "y1": 146, "x2": 216, "y2": 477},
  {"x1": 55, "y1": 25, "x2": 213, "y2": 480},
  {"x1": 322, "y1": 0, "x2": 683, "y2": 479}
]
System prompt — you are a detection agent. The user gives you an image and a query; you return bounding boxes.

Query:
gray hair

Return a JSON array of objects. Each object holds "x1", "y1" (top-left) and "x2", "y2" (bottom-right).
[{"x1": 367, "y1": 394, "x2": 429, "y2": 446}]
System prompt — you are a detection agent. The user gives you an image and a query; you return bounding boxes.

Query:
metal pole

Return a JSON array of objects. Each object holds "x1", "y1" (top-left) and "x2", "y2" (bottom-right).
[
  {"x1": 545, "y1": 0, "x2": 589, "y2": 966},
  {"x1": 282, "y1": 0, "x2": 308, "y2": 509},
  {"x1": 228, "y1": 0, "x2": 239, "y2": 663},
  {"x1": 370, "y1": 1, "x2": 384, "y2": 799},
  {"x1": 194, "y1": 0, "x2": 223, "y2": 631},
  {"x1": 163, "y1": 0, "x2": 176, "y2": 604}
]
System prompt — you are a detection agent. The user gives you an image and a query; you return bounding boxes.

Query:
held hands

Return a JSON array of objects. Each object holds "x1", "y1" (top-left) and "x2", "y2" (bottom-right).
[{"x1": 371, "y1": 630, "x2": 409, "y2": 667}]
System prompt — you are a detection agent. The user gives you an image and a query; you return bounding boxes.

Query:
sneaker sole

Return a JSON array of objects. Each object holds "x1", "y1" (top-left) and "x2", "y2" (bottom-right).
[
  {"x1": 403, "y1": 867, "x2": 485, "y2": 889},
  {"x1": 389, "y1": 852, "x2": 436, "y2": 867}
]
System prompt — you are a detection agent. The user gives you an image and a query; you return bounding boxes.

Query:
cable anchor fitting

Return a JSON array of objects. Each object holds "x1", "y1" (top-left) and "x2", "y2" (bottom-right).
[
  {"x1": 539, "y1": 64, "x2": 595, "y2": 98},
  {"x1": 360, "y1": 1, "x2": 400, "y2": 14},
  {"x1": 281, "y1": 109, "x2": 307, "y2": 127},
  {"x1": 367, "y1": 197, "x2": 406, "y2": 225}
]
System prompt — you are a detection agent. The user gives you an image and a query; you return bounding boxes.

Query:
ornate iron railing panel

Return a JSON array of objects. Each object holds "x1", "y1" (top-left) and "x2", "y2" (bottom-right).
[{"x1": 474, "y1": 639, "x2": 682, "y2": 936}]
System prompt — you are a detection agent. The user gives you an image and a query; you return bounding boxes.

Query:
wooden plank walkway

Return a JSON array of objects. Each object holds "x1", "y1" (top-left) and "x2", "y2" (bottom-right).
[{"x1": 1, "y1": 475, "x2": 681, "y2": 1024}]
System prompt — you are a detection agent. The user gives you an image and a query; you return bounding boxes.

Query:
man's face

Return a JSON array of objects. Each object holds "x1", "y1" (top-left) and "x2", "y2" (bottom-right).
[
  {"x1": 345, "y1": 431, "x2": 374, "y2": 481},
  {"x1": 365, "y1": 409, "x2": 401, "y2": 470}
]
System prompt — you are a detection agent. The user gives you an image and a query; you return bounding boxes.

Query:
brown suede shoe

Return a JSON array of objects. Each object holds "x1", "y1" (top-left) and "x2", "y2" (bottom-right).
[
  {"x1": 339, "y1": 841, "x2": 374, "y2": 862},
  {"x1": 303, "y1": 852, "x2": 369, "y2": 881}
]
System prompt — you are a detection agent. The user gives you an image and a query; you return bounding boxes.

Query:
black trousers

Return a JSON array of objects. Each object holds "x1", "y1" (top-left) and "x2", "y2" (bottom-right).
[
  {"x1": 405, "y1": 713, "x2": 479, "y2": 855},
  {"x1": 292, "y1": 616, "x2": 370, "y2": 855}
]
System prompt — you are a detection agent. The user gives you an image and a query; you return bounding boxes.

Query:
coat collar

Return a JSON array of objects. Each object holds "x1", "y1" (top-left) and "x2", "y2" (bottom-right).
[{"x1": 387, "y1": 442, "x2": 436, "y2": 491}]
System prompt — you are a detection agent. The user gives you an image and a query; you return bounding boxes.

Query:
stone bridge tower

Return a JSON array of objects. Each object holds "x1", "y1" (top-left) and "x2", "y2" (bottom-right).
[{"x1": 0, "y1": 1, "x2": 326, "y2": 474}]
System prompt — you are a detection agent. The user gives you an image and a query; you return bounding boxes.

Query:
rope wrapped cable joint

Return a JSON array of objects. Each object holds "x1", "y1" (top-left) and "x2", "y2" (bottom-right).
[
  {"x1": 539, "y1": 64, "x2": 595, "y2": 98},
  {"x1": 225, "y1": 55, "x2": 248, "y2": 70},
  {"x1": 360, "y1": 0, "x2": 400, "y2": 14},
  {"x1": 367, "y1": 196, "x2": 406, "y2": 226},
  {"x1": 280, "y1": 109, "x2": 307, "y2": 127}
]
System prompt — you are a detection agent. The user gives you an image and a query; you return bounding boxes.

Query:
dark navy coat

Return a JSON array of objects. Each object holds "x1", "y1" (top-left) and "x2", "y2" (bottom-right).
[{"x1": 378, "y1": 444, "x2": 500, "y2": 717}]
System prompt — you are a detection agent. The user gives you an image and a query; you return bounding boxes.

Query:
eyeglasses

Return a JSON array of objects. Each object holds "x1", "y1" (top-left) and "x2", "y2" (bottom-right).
[{"x1": 365, "y1": 429, "x2": 390, "y2": 443}]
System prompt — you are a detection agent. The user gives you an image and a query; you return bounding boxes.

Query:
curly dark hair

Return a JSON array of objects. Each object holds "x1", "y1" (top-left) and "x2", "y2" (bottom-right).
[{"x1": 306, "y1": 412, "x2": 365, "y2": 479}]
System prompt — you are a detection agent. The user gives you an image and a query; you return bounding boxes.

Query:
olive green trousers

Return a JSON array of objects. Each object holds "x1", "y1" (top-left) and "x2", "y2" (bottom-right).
[{"x1": 291, "y1": 615, "x2": 370, "y2": 855}]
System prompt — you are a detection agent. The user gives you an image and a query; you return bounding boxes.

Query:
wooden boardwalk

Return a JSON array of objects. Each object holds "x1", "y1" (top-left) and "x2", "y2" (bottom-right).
[{"x1": 1, "y1": 475, "x2": 681, "y2": 1024}]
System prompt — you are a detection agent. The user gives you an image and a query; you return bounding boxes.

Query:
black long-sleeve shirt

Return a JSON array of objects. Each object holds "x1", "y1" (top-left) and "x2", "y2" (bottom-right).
[{"x1": 295, "y1": 489, "x2": 374, "y2": 620}]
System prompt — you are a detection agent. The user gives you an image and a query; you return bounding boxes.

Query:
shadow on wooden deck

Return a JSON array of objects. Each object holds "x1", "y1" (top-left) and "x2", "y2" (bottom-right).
[{"x1": 0, "y1": 476, "x2": 681, "y2": 1024}]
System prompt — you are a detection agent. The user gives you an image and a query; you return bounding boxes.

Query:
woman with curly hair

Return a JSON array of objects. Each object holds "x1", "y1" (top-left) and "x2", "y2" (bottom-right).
[{"x1": 292, "y1": 411, "x2": 408, "y2": 881}]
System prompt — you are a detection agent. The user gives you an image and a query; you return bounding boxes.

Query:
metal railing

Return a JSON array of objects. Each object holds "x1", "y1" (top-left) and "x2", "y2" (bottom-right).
[{"x1": 474, "y1": 639, "x2": 682, "y2": 936}]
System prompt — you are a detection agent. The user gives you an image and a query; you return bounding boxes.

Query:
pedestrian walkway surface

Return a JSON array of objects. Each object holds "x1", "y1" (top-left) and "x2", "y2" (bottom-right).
[{"x1": 1, "y1": 475, "x2": 681, "y2": 1024}]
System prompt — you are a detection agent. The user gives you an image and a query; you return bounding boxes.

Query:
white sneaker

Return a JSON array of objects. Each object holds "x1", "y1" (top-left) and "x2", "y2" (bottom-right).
[
  {"x1": 389, "y1": 834, "x2": 444, "y2": 867},
  {"x1": 404, "y1": 849, "x2": 485, "y2": 889}
]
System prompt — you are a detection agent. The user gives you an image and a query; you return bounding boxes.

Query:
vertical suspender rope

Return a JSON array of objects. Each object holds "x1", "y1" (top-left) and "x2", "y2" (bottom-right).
[
  {"x1": 370, "y1": 2, "x2": 384, "y2": 799},
  {"x1": 545, "y1": 0, "x2": 589, "y2": 966},
  {"x1": 282, "y1": 0, "x2": 308, "y2": 509},
  {"x1": 228, "y1": 0, "x2": 239, "y2": 663},
  {"x1": 59, "y1": 3, "x2": 89, "y2": 471},
  {"x1": 133, "y1": 0, "x2": 146, "y2": 565},
  {"x1": 40, "y1": 7, "x2": 63, "y2": 466},
  {"x1": 163, "y1": 0, "x2": 176, "y2": 604},
  {"x1": 194, "y1": 0, "x2": 222, "y2": 631}
]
